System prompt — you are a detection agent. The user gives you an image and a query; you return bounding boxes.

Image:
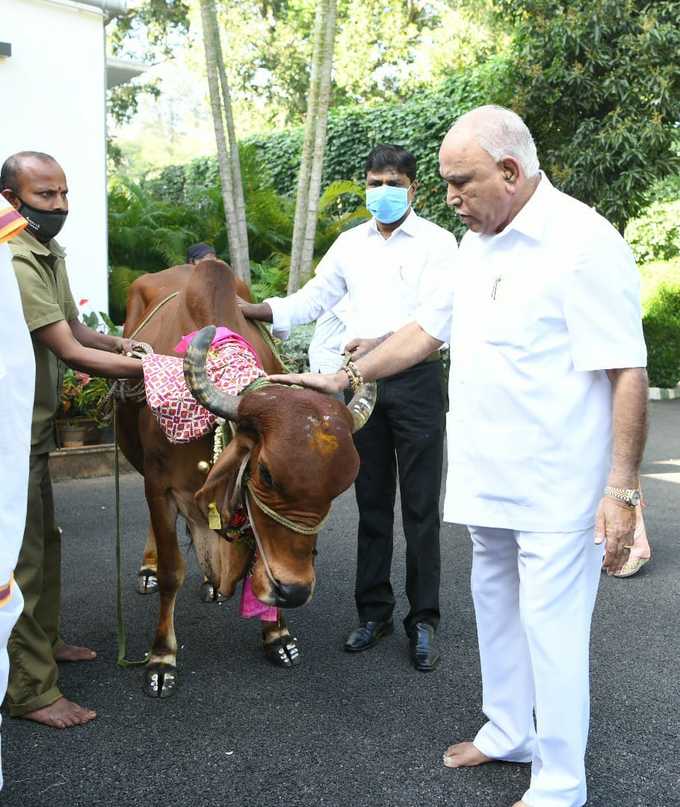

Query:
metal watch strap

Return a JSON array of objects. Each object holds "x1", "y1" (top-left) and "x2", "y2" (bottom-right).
[{"x1": 604, "y1": 486, "x2": 640, "y2": 507}]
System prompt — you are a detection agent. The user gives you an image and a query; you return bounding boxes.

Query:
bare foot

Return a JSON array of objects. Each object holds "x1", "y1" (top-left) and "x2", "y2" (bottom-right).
[
  {"x1": 21, "y1": 697, "x2": 96, "y2": 729},
  {"x1": 443, "y1": 741, "x2": 492, "y2": 768},
  {"x1": 54, "y1": 643, "x2": 97, "y2": 662}
]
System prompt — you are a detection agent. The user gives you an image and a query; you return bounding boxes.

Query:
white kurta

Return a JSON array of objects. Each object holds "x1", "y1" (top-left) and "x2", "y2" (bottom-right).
[
  {"x1": 266, "y1": 211, "x2": 457, "y2": 344},
  {"x1": 0, "y1": 243, "x2": 34, "y2": 790},
  {"x1": 444, "y1": 174, "x2": 647, "y2": 531},
  {"x1": 441, "y1": 176, "x2": 647, "y2": 807}
]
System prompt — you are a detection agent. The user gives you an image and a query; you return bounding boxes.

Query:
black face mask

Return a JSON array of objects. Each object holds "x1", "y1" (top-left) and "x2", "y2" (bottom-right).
[{"x1": 17, "y1": 200, "x2": 68, "y2": 242}]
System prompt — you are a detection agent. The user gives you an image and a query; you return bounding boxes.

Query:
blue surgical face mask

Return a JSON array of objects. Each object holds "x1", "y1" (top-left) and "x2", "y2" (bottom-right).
[{"x1": 366, "y1": 185, "x2": 411, "y2": 224}]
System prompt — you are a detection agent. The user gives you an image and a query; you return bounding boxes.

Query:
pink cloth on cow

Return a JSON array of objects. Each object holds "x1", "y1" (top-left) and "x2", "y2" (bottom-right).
[
  {"x1": 240, "y1": 577, "x2": 278, "y2": 621},
  {"x1": 174, "y1": 326, "x2": 263, "y2": 368},
  {"x1": 142, "y1": 333, "x2": 264, "y2": 444}
]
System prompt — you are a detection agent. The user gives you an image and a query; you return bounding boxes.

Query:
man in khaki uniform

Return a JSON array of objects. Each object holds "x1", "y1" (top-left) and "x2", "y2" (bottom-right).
[{"x1": 1, "y1": 151, "x2": 143, "y2": 729}]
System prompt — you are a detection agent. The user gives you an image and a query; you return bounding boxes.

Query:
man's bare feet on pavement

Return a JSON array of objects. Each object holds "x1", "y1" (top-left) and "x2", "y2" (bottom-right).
[
  {"x1": 21, "y1": 697, "x2": 96, "y2": 729},
  {"x1": 442, "y1": 741, "x2": 492, "y2": 768},
  {"x1": 54, "y1": 643, "x2": 97, "y2": 662}
]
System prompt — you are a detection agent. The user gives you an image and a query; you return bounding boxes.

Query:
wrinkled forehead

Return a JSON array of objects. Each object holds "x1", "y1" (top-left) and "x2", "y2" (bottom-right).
[
  {"x1": 439, "y1": 127, "x2": 492, "y2": 176},
  {"x1": 16, "y1": 157, "x2": 67, "y2": 192}
]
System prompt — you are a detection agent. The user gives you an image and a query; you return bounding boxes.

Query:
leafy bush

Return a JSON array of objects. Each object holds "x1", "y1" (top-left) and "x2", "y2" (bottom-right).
[
  {"x1": 250, "y1": 258, "x2": 290, "y2": 303},
  {"x1": 245, "y1": 68, "x2": 493, "y2": 234},
  {"x1": 642, "y1": 283, "x2": 680, "y2": 388},
  {"x1": 274, "y1": 325, "x2": 315, "y2": 374},
  {"x1": 639, "y1": 258, "x2": 680, "y2": 310},
  {"x1": 626, "y1": 200, "x2": 680, "y2": 264},
  {"x1": 59, "y1": 370, "x2": 110, "y2": 423},
  {"x1": 109, "y1": 265, "x2": 145, "y2": 325},
  {"x1": 109, "y1": 148, "x2": 370, "y2": 321}
]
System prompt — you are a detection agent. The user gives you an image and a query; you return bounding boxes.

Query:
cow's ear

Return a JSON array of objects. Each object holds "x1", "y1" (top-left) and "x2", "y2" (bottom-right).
[{"x1": 195, "y1": 434, "x2": 254, "y2": 521}]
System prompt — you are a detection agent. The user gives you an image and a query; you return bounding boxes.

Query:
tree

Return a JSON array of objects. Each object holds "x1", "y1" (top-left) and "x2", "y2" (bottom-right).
[
  {"x1": 216, "y1": 0, "x2": 496, "y2": 126},
  {"x1": 199, "y1": 0, "x2": 251, "y2": 283},
  {"x1": 491, "y1": 0, "x2": 680, "y2": 231},
  {"x1": 287, "y1": 0, "x2": 338, "y2": 293},
  {"x1": 107, "y1": 0, "x2": 191, "y2": 166}
]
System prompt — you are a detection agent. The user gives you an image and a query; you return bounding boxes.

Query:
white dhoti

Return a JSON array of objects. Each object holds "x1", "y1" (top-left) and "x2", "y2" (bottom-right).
[
  {"x1": 468, "y1": 526, "x2": 603, "y2": 807},
  {"x1": 0, "y1": 583, "x2": 24, "y2": 790},
  {"x1": 0, "y1": 241, "x2": 34, "y2": 789}
]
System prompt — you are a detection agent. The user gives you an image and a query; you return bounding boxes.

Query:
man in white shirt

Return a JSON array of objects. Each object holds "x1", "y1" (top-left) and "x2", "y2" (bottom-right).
[
  {"x1": 0, "y1": 202, "x2": 34, "y2": 789},
  {"x1": 308, "y1": 297, "x2": 350, "y2": 375},
  {"x1": 271, "y1": 108, "x2": 648, "y2": 807},
  {"x1": 242, "y1": 145, "x2": 458, "y2": 671}
]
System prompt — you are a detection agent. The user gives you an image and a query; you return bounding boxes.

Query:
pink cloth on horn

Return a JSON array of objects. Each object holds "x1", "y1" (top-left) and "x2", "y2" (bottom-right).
[{"x1": 142, "y1": 331, "x2": 264, "y2": 444}]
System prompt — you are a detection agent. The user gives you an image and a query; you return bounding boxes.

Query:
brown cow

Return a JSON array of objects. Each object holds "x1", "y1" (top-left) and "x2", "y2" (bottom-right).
[{"x1": 118, "y1": 259, "x2": 374, "y2": 697}]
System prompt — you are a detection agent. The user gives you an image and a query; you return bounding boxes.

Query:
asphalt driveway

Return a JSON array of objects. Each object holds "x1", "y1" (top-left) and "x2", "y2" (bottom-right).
[{"x1": 2, "y1": 400, "x2": 678, "y2": 807}]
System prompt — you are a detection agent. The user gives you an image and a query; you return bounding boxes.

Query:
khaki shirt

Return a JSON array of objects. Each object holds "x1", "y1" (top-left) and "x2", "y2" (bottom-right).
[{"x1": 9, "y1": 231, "x2": 78, "y2": 454}]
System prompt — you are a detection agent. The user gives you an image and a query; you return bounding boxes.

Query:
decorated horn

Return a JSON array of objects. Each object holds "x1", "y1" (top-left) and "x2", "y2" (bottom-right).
[
  {"x1": 183, "y1": 325, "x2": 240, "y2": 421},
  {"x1": 346, "y1": 381, "x2": 377, "y2": 433}
]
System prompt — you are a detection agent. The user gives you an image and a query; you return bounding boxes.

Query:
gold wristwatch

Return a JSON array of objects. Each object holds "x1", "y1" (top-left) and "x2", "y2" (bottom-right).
[{"x1": 604, "y1": 486, "x2": 641, "y2": 508}]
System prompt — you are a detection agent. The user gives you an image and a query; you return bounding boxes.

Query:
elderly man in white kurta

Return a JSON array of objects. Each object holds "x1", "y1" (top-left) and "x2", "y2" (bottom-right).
[
  {"x1": 273, "y1": 106, "x2": 648, "y2": 807},
  {"x1": 0, "y1": 201, "x2": 34, "y2": 790}
]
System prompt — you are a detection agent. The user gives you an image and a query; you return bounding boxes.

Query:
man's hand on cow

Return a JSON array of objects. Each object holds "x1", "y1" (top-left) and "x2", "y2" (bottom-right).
[
  {"x1": 239, "y1": 300, "x2": 273, "y2": 322},
  {"x1": 595, "y1": 496, "x2": 636, "y2": 574},
  {"x1": 344, "y1": 335, "x2": 390, "y2": 360},
  {"x1": 113, "y1": 337, "x2": 144, "y2": 357},
  {"x1": 267, "y1": 371, "x2": 348, "y2": 396}
]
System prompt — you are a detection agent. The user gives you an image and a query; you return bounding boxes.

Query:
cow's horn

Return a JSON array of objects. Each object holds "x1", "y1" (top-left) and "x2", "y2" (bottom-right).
[
  {"x1": 346, "y1": 381, "x2": 377, "y2": 433},
  {"x1": 183, "y1": 325, "x2": 241, "y2": 421}
]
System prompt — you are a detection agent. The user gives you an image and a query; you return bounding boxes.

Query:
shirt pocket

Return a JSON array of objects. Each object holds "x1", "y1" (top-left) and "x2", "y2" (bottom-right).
[{"x1": 447, "y1": 413, "x2": 539, "y2": 508}]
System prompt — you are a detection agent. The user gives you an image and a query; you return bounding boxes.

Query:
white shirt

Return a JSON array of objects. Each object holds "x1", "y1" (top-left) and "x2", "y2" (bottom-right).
[
  {"x1": 267, "y1": 211, "x2": 458, "y2": 344},
  {"x1": 308, "y1": 296, "x2": 351, "y2": 374},
  {"x1": 444, "y1": 175, "x2": 647, "y2": 532},
  {"x1": 0, "y1": 244, "x2": 35, "y2": 582}
]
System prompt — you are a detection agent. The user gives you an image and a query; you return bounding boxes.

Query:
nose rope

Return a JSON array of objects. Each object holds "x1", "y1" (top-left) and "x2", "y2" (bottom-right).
[
  {"x1": 228, "y1": 449, "x2": 327, "y2": 593},
  {"x1": 245, "y1": 482, "x2": 330, "y2": 536}
]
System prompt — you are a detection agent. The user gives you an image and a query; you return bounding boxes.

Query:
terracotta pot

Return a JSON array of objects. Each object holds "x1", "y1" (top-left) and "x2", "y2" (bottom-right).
[{"x1": 56, "y1": 418, "x2": 101, "y2": 448}]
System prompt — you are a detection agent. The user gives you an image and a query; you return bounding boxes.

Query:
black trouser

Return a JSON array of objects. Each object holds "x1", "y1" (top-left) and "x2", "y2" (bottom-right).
[{"x1": 351, "y1": 360, "x2": 445, "y2": 635}]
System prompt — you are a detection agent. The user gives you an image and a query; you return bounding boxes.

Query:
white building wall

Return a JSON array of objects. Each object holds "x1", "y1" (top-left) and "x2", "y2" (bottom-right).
[{"x1": 1, "y1": 0, "x2": 108, "y2": 312}]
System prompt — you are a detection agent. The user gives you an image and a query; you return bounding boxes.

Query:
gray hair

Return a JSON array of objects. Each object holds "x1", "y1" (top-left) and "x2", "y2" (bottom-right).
[{"x1": 452, "y1": 105, "x2": 540, "y2": 178}]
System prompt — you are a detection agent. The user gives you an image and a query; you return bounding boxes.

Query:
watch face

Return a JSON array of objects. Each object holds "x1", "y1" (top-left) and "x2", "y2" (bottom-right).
[{"x1": 630, "y1": 490, "x2": 641, "y2": 506}]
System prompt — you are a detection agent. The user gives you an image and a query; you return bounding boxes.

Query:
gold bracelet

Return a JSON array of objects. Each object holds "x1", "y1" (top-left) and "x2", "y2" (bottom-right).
[{"x1": 342, "y1": 361, "x2": 364, "y2": 394}]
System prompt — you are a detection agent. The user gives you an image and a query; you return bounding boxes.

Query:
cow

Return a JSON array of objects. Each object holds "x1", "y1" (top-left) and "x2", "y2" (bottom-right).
[{"x1": 117, "y1": 259, "x2": 374, "y2": 697}]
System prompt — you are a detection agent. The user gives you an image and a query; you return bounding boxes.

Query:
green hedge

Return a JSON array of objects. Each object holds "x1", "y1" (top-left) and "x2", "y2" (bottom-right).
[
  {"x1": 626, "y1": 200, "x2": 680, "y2": 265},
  {"x1": 643, "y1": 283, "x2": 680, "y2": 388},
  {"x1": 155, "y1": 65, "x2": 501, "y2": 236}
]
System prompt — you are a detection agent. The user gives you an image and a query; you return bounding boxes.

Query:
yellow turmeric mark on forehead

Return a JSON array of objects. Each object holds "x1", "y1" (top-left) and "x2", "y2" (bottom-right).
[{"x1": 309, "y1": 422, "x2": 339, "y2": 457}]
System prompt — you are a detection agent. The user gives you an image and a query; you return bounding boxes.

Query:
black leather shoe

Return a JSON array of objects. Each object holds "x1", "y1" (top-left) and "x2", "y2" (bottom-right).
[
  {"x1": 344, "y1": 620, "x2": 394, "y2": 653},
  {"x1": 409, "y1": 622, "x2": 440, "y2": 672}
]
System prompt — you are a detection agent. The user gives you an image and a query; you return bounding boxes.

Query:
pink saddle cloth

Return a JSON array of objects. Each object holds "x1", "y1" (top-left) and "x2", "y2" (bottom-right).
[{"x1": 142, "y1": 328, "x2": 264, "y2": 444}]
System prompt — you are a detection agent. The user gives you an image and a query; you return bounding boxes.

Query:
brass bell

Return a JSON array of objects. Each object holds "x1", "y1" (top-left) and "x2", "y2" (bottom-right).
[{"x1": 197, "y1": 460, "x2": 211, "y2": 475}]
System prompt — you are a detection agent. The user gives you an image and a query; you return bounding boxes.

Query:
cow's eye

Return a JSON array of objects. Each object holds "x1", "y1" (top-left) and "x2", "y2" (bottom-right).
[{"x1": 258, "y1": 463, "x2": 274, "y2": 488}]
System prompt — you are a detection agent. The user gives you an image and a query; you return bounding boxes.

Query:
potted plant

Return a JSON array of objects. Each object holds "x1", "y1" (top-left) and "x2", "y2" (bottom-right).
[{"x1": 56, "y1": 370, "x2": 110, "y2": 448}]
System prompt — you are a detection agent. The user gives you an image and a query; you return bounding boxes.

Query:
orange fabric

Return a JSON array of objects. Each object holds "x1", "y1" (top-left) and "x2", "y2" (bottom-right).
[
  {"x1": 0, "y1": 575, "x2": 14, "y2": 608},
  {"x1": 0, "y1": 198, "x2": 27, "y2": 244}
]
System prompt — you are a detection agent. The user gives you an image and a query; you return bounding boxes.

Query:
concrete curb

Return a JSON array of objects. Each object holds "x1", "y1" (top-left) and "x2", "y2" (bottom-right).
[
  {"x1": 49, "y1": 443, "x2": 136, "y2": 482},
  {"x1": 649, "y1": 385, "x2": 680, "y2": 401}
]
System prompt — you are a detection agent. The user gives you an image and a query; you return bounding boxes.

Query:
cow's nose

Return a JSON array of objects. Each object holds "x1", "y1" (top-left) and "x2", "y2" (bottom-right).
[{"x1": 274, "y1": 581, "x2": 311, "y2": 608}]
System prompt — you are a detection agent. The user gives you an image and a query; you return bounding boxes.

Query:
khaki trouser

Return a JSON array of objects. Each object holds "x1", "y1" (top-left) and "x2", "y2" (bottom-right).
[{"x1": 7, "y1": 453, "x2": 63, "y2": 716}]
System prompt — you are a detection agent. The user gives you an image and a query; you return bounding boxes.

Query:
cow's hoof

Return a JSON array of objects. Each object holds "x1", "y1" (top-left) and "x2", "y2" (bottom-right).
[
  {"x1": 263, "y1": 635, "x2": 301, "y2": 668},
  {"x1": 199, "y1": 580, "x2": 227, "y2": 603},
  {"x1": 144, "y1": 663, "x2": 178, "y2": 698},
  {"x1": 136, "y1": 569, "x2": 159, "y2": 595}
]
